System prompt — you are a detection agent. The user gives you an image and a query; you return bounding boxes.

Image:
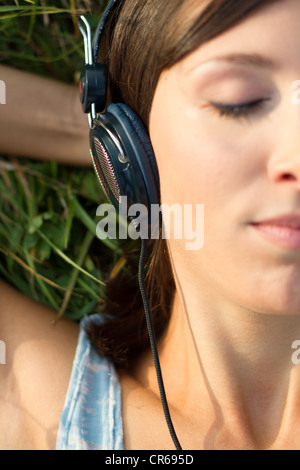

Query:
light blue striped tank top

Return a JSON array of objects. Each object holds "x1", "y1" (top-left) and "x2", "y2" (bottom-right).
[{"x1": 56, "y1": 314, "x2": 124, "y2": 450}]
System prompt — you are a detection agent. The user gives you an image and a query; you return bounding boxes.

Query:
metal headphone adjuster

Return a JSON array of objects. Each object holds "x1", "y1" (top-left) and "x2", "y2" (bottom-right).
[
  {"x1": 93, "y1": 114, "x2": 129, "y2": 164},
  {"x1": 78, "y1": 16, "x2": 107, "y2": 128}
]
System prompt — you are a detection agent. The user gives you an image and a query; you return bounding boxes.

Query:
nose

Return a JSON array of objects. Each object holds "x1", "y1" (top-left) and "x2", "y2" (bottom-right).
[
  {"x1": 268, "y1": 154, "x2": 300, "y2": 187},
  {"x1": 267, "y1": 101, "x2": 300, "y2": 190}
]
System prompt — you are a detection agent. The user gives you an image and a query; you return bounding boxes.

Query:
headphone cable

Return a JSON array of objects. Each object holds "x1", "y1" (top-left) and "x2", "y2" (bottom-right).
[{"x1": 137, "y1": 237, "x2": 182, "y2": 451}]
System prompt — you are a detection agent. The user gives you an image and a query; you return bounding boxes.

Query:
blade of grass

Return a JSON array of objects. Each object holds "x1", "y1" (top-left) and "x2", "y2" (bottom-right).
[
  {"x1": 26, "y1": 0, "x2": 38, "y2": 42},
  {"x1": 24, "y1": 248, "x2": 60, "y2": 309},
  {"x1": 76, "y1": 277, "x2": 102, "y2": 302},
  {"x1": 56, "y1": 229, "x2": 96, "y2": 319},
  {"x1": 0, "y1": 243, "x2": 67, "y2": 292},
  {"x1": 37, "y1": 228, "x2": 105, "y2": 286},
  {"x1": 64, "y1": 198, "x2": 75, "y2": 248},
  {"x1": 71, "y1": 194, "x2": 122, "y2": 253},
  {"x1": 0, "y1": 6, "x2": 78, "y2": 14}
]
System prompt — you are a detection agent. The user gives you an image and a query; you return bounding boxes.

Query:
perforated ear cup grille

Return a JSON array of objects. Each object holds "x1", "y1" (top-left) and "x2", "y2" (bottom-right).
[{"x1": 94, "y1": 137, "x2": 121, "y2": 202}]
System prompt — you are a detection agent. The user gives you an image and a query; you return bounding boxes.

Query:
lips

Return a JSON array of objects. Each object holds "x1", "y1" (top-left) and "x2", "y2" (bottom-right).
[
  {"x1": 252, "y1": 214, "x2": 300, "y2": 229},
  {"x1": 251, "y1": 214, "x2": 300, "y2": 249}
]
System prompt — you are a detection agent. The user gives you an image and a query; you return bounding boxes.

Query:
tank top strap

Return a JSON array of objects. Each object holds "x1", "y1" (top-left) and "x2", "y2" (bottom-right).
[{"x1": 56, "y1": 314, "x2": 124, "y2": 450}]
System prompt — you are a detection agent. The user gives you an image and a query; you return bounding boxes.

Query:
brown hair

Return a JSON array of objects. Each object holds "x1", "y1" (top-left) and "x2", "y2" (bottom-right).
[{"x1": 87, "y1": 0, "x2": 273, "y2": 367}]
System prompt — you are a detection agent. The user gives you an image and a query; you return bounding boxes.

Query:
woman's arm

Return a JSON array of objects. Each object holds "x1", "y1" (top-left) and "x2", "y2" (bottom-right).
[
  {"x1": 0, "y1": 65, "x2": 90, "y2": 166},
  {"x1": 0, "y1": 279, "x2": 80, "y2": 449}
]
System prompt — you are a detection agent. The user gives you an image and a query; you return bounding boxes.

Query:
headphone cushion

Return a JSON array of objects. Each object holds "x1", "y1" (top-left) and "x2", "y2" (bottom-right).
[{"x1": 107, "y1": 103, "x2": 161, "y2": 197}]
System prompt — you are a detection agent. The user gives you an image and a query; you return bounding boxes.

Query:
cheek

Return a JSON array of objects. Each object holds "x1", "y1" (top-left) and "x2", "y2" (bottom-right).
[{"x1": 150, "y1": 98, "x2": 264, "y2": 210}]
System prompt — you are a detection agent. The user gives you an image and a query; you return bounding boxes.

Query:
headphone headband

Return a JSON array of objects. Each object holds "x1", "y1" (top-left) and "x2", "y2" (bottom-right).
[
  {"x1": 78, "y1": 0, "x2": 122, "y2": 120},
  {"x1": 92, "y1": 0, "x2": 120, "y2": 63}
]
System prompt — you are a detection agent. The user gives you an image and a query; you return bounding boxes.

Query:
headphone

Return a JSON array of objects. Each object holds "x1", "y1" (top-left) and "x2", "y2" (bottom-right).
[
  {"x1": 78, "y1": 0, "x2": 160, "y2": 226},
  {"x1": 78, "y1": 1, "x2": 182, "y2": 451}
]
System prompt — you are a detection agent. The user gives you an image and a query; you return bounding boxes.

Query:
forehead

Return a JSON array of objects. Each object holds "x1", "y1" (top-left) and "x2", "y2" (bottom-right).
[{"x1": 177, "y1": 0, "x2": 297, "y2": 75}]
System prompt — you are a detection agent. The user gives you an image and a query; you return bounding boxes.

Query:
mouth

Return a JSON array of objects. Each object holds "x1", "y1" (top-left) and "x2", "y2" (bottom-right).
[{"x1": 250, "y1": 214, "x2": 300, "y2": 250}]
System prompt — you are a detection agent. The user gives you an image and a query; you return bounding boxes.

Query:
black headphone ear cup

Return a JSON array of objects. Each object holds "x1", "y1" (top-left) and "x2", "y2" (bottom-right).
[
  {"x1": 106, "y1": 103, "x2": 161, "y2": 208},
  {"x1": 90, "y1": 103, "x2": 160, "y2": 214},
  {"x1": 112, "y1": 103, "x2": 161, "y2": 194}
]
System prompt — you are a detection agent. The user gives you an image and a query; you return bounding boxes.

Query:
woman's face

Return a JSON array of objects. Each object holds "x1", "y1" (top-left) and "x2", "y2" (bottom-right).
[{"x1": 149, "y1": 0, "x2": 300, "y2": 315}]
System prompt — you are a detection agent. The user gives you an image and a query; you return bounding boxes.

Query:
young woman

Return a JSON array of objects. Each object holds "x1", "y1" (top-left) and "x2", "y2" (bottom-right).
[{"x1": 1, "y1": 0, "x2": 300, "y2": 450}]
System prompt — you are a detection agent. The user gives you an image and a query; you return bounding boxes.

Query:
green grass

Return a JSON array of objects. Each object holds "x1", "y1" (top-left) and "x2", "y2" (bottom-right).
[
  {"x1": 0, "y1": 0, "x2": 138, "y2": 321},
  {"x1": 0, "y1": 0, "x2": 105, "y2": 81}
]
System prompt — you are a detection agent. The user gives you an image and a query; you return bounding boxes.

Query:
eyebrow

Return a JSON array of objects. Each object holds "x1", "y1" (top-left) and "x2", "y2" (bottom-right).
[{"x1": 206, "y1": 53, "x2": 277, "y2": 70}]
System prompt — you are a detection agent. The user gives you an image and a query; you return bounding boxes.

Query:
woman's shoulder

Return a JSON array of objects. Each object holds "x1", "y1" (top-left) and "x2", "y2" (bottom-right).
[{"x1": 0, "y1": 280, "x2": 79, "y2": 449}]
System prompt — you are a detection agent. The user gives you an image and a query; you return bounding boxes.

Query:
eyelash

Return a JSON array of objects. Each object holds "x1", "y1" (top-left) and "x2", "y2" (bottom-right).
[{"x1": 210, "y1": 99, "x2": 267, "y2": 120}]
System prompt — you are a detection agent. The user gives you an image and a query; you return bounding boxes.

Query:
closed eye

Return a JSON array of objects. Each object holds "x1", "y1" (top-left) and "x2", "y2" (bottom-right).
[{"x1": 209, "y1": 98, "x2": 269, "y2": 120}]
